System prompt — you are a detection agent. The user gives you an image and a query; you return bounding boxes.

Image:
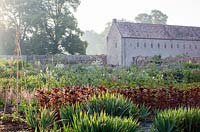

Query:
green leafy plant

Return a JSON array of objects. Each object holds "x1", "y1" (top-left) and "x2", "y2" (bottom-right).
[
  {"x1": 25, "y1": 104, "x2": 38, "y2": 130},
  {"x1": 153, "y1": 108, "x2": 200, "y2": 132},
  {"x1": 0, "y1": 98, "x2": 4, "y2": 107},
  {"x1": 68, "y1": 112, "x2": 139, "y2": 132},
  {"x1": 60, "y1": 103, "x2": 82, "y2": 126},
  {"x1": 139, "y1": 104, "x2": 151, "y2": 120},
  {"x1": 153, "y1": 108, "x2": 184, "y2": 132},
  {"x1": 183, "y1": 108, "x2": 200, "y2": 132},
  {"x1": 39, "y1": 108, "x2": 56, "y2": 130},
  {"x1": 84, "y1": 93, "x2": 139, "y2": 118},
  {"x1": 25, "y1": 104, "x2": 56, "y2": 130}
]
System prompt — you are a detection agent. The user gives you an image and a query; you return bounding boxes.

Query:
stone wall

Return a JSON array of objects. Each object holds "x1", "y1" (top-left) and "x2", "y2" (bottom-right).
[
  {"x1": 0, "y1": 55, "x2": 107, "y2": 65},
  {"x1": 107, "y1": 21, "x2": 122, "y2": 65},
  {"x1": 124, "y1": 38, "x2": 200, "y2": 66}
]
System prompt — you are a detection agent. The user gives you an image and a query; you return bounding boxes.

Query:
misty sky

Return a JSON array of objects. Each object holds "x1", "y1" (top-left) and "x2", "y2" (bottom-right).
[{"x1": 75, "y1": 0, "x2": 200, "y2": 33}]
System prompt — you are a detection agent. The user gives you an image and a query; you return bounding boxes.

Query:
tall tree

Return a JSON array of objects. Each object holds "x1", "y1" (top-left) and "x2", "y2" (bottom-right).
[
  {"x1": 0, "y1": 24, "x2": 16, "y2": 55},
  {"x1": 135, "y1": 13, "x2": 152, "y2": 24},
  {"x1": 151, "y1": 10, "x2": 168, "y2": 24},
  {"x1": 0, "y1": 0, "x2": 41, "y2": 46},
  {"x1": 135, "y1": 10, "x2": 168, "y2": 24},
  {"x1": 0, "y1": 0, "x2": 87, "y2": 55}
]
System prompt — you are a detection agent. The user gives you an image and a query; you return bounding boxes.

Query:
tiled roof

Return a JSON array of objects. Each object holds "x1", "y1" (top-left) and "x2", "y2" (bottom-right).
[{"x1": 115, "y1": 21, "x2": 200, "y2": 41}]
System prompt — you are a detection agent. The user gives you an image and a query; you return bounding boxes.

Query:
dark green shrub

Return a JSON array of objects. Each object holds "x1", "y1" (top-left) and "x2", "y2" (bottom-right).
[
  {"x1": 184, "y1": 70, "x2": 200, "y2": 83},
  {"x1": 183, "y1": 63, "x2": 200, "y2": 69},
  {"x1": 162, "y1": 69, "x2": 184, "y2": 84},
  {"x1": 150, "y1": 55, "x2": 163, "y2": 66},
  {"x1": 191, "y1": 70, "x2": 200, "y2": 82}
]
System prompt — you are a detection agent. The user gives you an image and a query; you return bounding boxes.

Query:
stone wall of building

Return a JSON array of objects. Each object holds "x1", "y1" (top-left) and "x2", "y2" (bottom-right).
[
  {"x1": 124, "y1": 38, "x2": 200, "y2": 66},
  {"x1": 107, "y1": 21, "x2": 122, "y2": 65}
]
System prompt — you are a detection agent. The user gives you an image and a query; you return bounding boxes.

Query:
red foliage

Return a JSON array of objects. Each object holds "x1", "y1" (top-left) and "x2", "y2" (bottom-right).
[
  {"x1": 35, "y1": 86, "x2": 107, "y2": 109},
  {"x1": 114, "y1": 87, "x2": 200, "y2": 110},
  {"x1": 35, "y1": 86, "x2": 200, "y2": 110}
]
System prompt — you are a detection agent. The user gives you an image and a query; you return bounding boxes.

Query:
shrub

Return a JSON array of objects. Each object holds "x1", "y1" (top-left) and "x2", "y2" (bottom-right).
[
  {"x1": 183, "y1": 63, "x2": 200, "y2": 69},
  {"x1": 162, "y1": 69, "x2": 184, "y2": 84},
  {"x1": 67, "y1": 112, "x2": 139, "y2": 132},
  {"x1": 184, "y1": 70, "x2": 200, "y2": 83},
  {"x1": 84, "y1": 93, "x2": 139, "y2": 118}
]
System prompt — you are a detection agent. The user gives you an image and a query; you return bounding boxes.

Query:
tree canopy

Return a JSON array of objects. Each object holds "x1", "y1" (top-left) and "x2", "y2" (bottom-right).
[
  {"x1": 0, "y1": 0, "x2": 87, "y2": 55},
  {"x1": 135, "y1": 10, "x2": 168, "y2": 24}
]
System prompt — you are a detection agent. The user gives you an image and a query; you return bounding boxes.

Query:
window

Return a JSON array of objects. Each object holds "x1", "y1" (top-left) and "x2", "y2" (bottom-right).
[
  {"x1": 151, "y1": 43, "x2": 153, "y2": 48},
  {"x1": 132, "y1": 57, "x2": 136, "y2": 64},
  {"x1": 137, "y1": 42, "x2": 139, "y2": 48},
  {"x1": 144, "y1": 42, "x2": 146, "y2": 48},
  {"x1": 195, "y1": 45, "x2": 197, "y2": 49},
  {"x1": 171, "y1": 44, "x2": 173, "y2": 48},
  {"x1": 189, "y1": 45, "x2": 192, "y2": 49},
  {"x1": 183, "y1": 44, "x2": 185, "y2": 49},
  {"x1": 115, "y1": 43, "x2": 117, "y2": 48},
  {"x1": 164, "y1": 44, "x2": 167, "y2": 48},
  {"x1": 158, "y1": 43, "x2": 160, "y2": 49},
  {"x1": 177, "y1": 44, "x2": 179, "y2": 48}
]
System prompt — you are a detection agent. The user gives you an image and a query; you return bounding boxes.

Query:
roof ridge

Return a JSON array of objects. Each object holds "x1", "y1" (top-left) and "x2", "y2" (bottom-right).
[{"x1": 117, "y1": 21, "x2": 200, "y2": 29}]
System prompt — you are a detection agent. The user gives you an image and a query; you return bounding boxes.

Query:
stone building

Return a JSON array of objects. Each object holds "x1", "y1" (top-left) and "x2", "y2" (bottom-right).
[{"x1": 107, "y1": 19, "x2": 200, "y2": 66}]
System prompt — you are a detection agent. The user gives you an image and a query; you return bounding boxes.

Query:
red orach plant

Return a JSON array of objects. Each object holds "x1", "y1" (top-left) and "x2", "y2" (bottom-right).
[
  {"x1": 114, "y1": 87, "x2": 200, "y2": 110},
  {"x1": 35, "y1": 86, "x2": 107, "y2": 110},
  {"x1": 35, "y1": 86, "x2": 200, "y2": 110}
]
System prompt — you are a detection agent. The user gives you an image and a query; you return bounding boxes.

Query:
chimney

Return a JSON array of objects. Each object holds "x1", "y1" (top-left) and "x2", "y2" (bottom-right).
[{"x1": 112, "y1": 19, "x2": 117, "y2": 24}]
